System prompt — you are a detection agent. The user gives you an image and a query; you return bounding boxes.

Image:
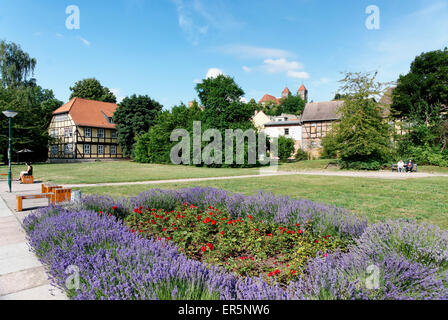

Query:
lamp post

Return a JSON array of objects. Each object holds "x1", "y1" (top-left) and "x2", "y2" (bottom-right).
[{"x1": 2, "y1": 110, "x2": 18, "y2": 192}]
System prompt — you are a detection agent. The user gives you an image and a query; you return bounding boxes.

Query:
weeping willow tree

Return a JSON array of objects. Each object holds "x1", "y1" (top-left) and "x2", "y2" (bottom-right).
[
  {"x1": 0, "y1": 40, "x2": 37, "y2": 88},
  {"x1": 0, "y1": 40, "x2": 61, "y2": 162}
]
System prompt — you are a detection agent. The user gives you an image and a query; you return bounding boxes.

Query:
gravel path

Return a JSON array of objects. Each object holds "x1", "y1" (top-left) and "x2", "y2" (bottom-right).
[{"x1": 62, "y1": 169, "x2": 448, "y2": 188}]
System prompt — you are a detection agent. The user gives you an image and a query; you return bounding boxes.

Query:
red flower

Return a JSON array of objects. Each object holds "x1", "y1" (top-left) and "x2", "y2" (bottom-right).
[
  {"x1": 201, "y1": 246, "x2": 207, "y2": 252},
  {"x1": 207, "y1": 243, "x2": 214, "y2": 250},
  {"x1": 112, "y1": 206, "x2": 117, "y2": 210},
  {"x1": 220, "y1": 231, "x2": 224, "y2": 235},
  {"x1": 267, "y1": 233, "x2": 273, "y2": 237},
  {"x1": 162, "y1": 228, "x2": 167, "y2": 232}
]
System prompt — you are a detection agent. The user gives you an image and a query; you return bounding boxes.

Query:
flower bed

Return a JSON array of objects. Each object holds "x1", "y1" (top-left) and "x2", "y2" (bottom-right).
[{"x1": 24, "y1": 187, "x2": 448, "y2": 300}]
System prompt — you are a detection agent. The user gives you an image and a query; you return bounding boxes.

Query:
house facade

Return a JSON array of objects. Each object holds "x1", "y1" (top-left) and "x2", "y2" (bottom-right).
[
  {"x1": 48, "y1": 98, "x2": 124, "y2": 160},
  {"x1": 300, "y1": 101, "x2": 344, "y2": 153},
  {"x1": 262, "y1": 114, "x2": 302, "y2": 154}
]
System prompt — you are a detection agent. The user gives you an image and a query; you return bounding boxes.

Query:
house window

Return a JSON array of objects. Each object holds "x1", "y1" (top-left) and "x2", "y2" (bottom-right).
[
  {"x1": 98, "y1": 145, "x2": 104, "y2": 155},
  {"x1": 285, "y1": 128, "x2": 290, "y2": 136},
  {"x1": 85, "y1": 128, "x2": 92, "y2": 138},
  {"x1": 97, "y1": 128, "x2": 105, "y2": 138},
  {"x1": 50, "y1": 129, "x2": 58, "y2": 138},
  {"x1": 51, "y1": 145, "x2": 58, "y2": 155},
  {"x1": 64, "y1": 144, "x2": 73, "y2": 154},
  {"x1": 64, "y1": 127, "x2": 72, "y2": 138},
  {"x1": 111, "y1": 130, "x2": 117, "y2": 139},
  {"x1": 110, "y1": 145, "x2": 117, "y2": 155},
  {"x1": 84, "y1": 144, "x2": 91, "y2": 155},
  {"x1": 54, "y1": 114, "x2": 68, "y2": 122},
  {"x1": 311, "y1": 124, "x2": 317, "y2": 134}
]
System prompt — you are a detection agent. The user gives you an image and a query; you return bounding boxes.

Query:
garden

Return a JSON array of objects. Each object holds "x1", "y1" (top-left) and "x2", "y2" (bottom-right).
[{"x1": 24, "y1": 187, "x2": 448, "y2": 300}]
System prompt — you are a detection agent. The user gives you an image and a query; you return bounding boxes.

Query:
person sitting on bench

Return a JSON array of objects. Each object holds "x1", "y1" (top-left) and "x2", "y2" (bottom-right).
[
  {"x1": 19, "y1": 162, "x2": 33, "y2": 182},
  {"x1": 406, "y1": 159, "x2": 414, "y2": 173}
]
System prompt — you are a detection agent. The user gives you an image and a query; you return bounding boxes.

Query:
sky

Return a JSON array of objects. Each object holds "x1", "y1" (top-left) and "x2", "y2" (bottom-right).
[{"x1": 1, "y1": 0, "x2": 448, "y2": 109}]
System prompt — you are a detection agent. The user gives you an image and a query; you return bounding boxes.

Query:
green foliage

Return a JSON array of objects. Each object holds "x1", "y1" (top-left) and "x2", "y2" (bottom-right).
[
  {"x1": 69, "y1": 78, "x2": 117, "y2": 103},
  {"x1": 0, "y1": 40, "x2": 36, "y2": 88},
  {"x1": 294, "y1": 148, "x2": 308, "y2": 161},
  {"x1": 329, "y1": 72, "x2": 393, "y2": 168},
  {"x1": 0, "y1": 41, "x2": 62, "y2": 162},
  {"x1": 338, "y1": 160, "x2": 383, "y2": 171},
  {"x1": 113, "y1": 94, "x2": 163, "y2": 157},
  {"x1": 279, "y1": 94, "x2": 306, "y2": 115},
  {"x1": 321, "y1": 131, "x2": 339, "y2": 159},
  {"x1": 392, "y1": 48, "x2": 448, "y2": 118},
  {"x1": 124, "y1": 204, "x2": 348, "y2": 284},
  {"x1": 278, "y1": 136, "x2": 295, "y2": 161}
]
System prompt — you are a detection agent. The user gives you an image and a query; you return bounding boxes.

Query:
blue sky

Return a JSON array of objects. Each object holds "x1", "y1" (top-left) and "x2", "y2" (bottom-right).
[{"x1": 1, "y1": 0, "x2": 448, "y2": 109}]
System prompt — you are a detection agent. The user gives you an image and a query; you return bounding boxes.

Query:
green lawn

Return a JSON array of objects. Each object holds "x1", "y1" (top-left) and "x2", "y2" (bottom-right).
[
  {"x1": 0, "y1": 161, "x2": 260, "y2": 184},
  {"x1": 79, "y1": 175, "x2": 448, "y2": 229}
]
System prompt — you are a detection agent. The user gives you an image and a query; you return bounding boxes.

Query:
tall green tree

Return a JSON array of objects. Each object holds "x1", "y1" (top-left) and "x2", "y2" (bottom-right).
[
  {"x1": 392, "y1": 48, "x2": 448, "y2": 119},
  {"x1": 0, "y1": 40, "x2": 61, "y2": 162},
  {"x1": 113, "y1": 94, "x2": 163, "y2": 157},
  {"x1": 0, "y1": 40, "x2": 36, "y2": 88},
  {"x1": 69, "y1": 78, "x2": 117, "y2": 102},
  {"x1": 280, "y1": 94, "x2": 306, "y2": 115},
  {"x1": 329, "y1": 72, "x2": 392, "y2": 169},
  {"x1": 195, "y1": 75, "x2": 254, "y2": 130}
]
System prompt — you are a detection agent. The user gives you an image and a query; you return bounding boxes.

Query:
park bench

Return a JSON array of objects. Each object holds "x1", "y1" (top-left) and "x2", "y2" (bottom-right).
[
  {"x1": 391, "y1": 163, "x2": 418, "y2": 172},
  {"x1": 21, "y1": 175, "x2": 34, "y2": 184},
  {"x1": 16, "y1": 185, "x2": 71, "y2": 212},
  {"x1": 0, "y1": 173, "x2": 12, "y2": 179},
  {"x1": 41, "y1": 184, "x2": 63, "y2": 193}
]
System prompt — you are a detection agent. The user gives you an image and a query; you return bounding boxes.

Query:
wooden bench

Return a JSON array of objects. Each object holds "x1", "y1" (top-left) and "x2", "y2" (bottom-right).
[
  {"x1": 16, "y1": 186, "x2": 71, "y2": 212},
  {"x1": 41, "y1": 184, "x2": 62, "y2": 194},
  {"x1": 391, "y1": 163, "x2": 418, "y2": 172},
  {"x1": 21, "y1": 175, "x2": 34, "y2": 184},
  {"x1": 17, "y1": 194, "x2": 52, "y2": 212},
  {"x1": 49, "y1": 188, "x2": 72, "y2": 205},
  {"x1": 0, "y1": 173, "x2": 12, "y2": 179}
]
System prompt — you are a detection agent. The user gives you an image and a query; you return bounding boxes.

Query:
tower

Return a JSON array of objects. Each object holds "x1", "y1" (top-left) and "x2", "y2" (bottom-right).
[
  {"x1": 281, "y1": 87, "x2": 291, "y2": 99},
  {"x1": 298, "y1": 84, "x2": 308, "y2": 103}
]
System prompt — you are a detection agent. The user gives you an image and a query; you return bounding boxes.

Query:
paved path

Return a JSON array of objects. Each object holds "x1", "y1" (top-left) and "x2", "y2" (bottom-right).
[
  {"x1": 61, "y1": 169, "x2": 448, "y2": 189},
  {"x1": 0, "y1": 181, "x2": 67, "y2": 300}
]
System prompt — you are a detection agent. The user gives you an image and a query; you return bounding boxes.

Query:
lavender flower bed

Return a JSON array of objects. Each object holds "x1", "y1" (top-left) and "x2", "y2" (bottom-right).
[
  {"x1": 80, "y1": 187, "x2": 368, "y2": 239},
  {"x1": 23, "y1": 187, "x2": 448, "y2": 300}
]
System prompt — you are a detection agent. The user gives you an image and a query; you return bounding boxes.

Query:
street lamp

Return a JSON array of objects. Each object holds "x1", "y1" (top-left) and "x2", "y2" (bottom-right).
[{"x1": 2, "y1": 110, "x2": 18, "y2": 193}]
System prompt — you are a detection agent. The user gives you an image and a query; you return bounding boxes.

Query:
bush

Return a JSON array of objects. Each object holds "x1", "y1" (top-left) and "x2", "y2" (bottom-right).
[
  {"x1": 398, "y1": 143, "x2": 448, "y2": 167},
  {"x1": 338, "y1": 160, "x2": 383, "y2": 171},
  {"x1": 278, "y1": 136, "x2": 295, "y2": 161},
  {"x1": 294, "y1": 148, "x2": 307, "y2": 161}
]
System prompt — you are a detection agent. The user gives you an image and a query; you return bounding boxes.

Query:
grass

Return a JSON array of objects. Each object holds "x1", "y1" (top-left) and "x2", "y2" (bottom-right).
[
  {"x1": 0, "y1": 161, "x2": 260, "y2": 184},
  {"x1": 79, "y1": 175, "x2": 448, "y2": 229}
]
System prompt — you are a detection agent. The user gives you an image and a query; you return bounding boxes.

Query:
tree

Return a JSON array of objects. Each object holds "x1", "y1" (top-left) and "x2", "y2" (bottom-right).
[
  {"x1": 113, "y1": 94, "x2": 163, "y2": 157},
  {"x1": 0, "y1": 40, "x2": 62, "y2": 162},
  {"x1": 392, "y1": 48, "x2": 448, "y2": 119},
  {"x1": 330, "y1": 71, "x2": 392, "y2": 169},
  {"x1": 278, "y1": 136, "x2": 295, "y2": 161},
  {"x1": 195, "y1": 75, "x2": 254, "y2": 130},
  {"x1": 69, "y1": 78, "x2": 117, "y2": 102},
  {"x1": 280, "y1": 94, "x2": 306, "y2": 115},
  {"x1": 0, "y1": 40, "x2": 36, "y2": 88}
]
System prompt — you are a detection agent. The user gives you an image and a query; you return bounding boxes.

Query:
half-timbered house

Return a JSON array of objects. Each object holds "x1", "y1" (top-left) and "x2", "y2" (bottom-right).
[{"x1": 48, "y1": 98, "x2": 124, "y2": 160}]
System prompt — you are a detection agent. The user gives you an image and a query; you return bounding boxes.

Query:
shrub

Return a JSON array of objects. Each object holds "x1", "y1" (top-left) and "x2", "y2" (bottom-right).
[
  {"x1": 294, "y1": 148, "x2": 307, "y2": 161},
  {"x1": 278, "y1": 136, "x2": 295, "y2": 161},
  {"x1": 338, "y1": 160, "x2": 383, "y2": 171}
]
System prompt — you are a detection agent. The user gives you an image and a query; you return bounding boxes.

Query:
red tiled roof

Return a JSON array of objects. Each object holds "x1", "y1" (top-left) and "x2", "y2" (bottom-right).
[
  {"x1": 259, "y1": 94, "x2": 280, "y2": 105},
  {"x1": 298, "y1": 84, "x2": 307, "y2": 91},
  {"x1": 53, "y1": 98, "x2": 118, "y2": 129},
  {"x1": 282, "y1": 87, "x2": 291, "y2": 95}
]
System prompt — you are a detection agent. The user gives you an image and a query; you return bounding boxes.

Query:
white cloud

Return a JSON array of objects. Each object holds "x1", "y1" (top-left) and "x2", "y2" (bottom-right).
[
  {"x1": 193, "y1": 79, "x2": 202, "y2": 84},
  {"x1": 220, "y1": 44, "x2": 295, "y2": 59},
  {"x1": 242, "y1": 66, "x2": 251, "y2": 72},
  {"x1": 287, "y1": 70, "x2": 310, "y2": 79},
  {"x1": 263, "y1": 58, "x2": 303, "y2": 73},
  {"x1": 78, "y1": 36, "x2": 91, "y2": 47},
  {"x1": 260, "y1": 58, "x2": 309, "y2": 79},
  {"x1": 206, "y1": 68, "x2": 224, "y2": 79},
  {"x1": 110, "y1": 88, "x2": 125, "y2": 103}
]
